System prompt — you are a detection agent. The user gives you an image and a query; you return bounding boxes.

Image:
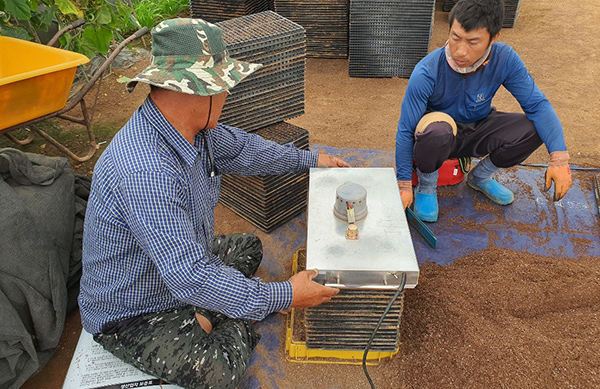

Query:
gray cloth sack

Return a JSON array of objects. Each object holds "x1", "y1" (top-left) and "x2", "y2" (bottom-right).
[{"x1": 0, "y1": 148, "x2": 90, "y2": 389}]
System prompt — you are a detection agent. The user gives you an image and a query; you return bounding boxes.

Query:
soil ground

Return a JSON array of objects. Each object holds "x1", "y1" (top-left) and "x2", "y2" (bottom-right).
[{"x1": 13, "y1": 0, "x2": 600, "y2": 388}]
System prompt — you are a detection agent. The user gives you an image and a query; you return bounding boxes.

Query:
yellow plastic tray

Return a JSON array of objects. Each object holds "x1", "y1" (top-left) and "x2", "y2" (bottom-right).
[
  {"x1": 0, "y1": 36, "x2": 89, "y2": 131},
  {"x1": 285, "y1": 249, "x2": 400, "y2": 365}
]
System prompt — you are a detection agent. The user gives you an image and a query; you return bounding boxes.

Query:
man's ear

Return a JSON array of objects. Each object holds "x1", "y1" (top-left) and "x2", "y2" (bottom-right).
[{"x1": 491, "y1": 33, "x2": 500, "y2": 45}]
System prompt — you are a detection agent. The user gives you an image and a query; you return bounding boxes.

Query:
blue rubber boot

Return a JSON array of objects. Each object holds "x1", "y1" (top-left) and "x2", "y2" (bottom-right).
[
  {"x1": 467, "y1": 176, "x2": 514, "y2": 205},
  {"x1": 414, "y1": 168, "x2": 439, "y2": 222},
  {"x1": 414, "y1": 191, "x2": 438, "y2": 222}
]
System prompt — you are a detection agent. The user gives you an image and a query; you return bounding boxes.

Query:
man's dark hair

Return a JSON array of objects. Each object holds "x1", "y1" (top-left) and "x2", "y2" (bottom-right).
[{"x1": 449, "y1": 0, "x2": 504, "y2": 39}]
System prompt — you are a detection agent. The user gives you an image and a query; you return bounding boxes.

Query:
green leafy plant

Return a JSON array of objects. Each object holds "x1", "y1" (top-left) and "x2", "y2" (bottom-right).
[
  {"x1": 115, "y1": 0, "x2": 188, "y2": 31},
  {"x1": 69, "y1": 1, "x2": 119, "y2": 58},
  {"x1": 1, "y1": 0, "x2": 189, "y2": 58},
  {"x1": 1, "y1": 0, "x2": 61, "y2": 41},
  {"x1": 0, "y1": 0, "x2": 117, "y2": 57}
]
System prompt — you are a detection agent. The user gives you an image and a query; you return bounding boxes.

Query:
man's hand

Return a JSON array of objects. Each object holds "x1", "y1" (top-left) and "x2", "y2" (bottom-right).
[
  {"x1": 400, "y1": 191, "x2": 414, "y2": 209},
  {"x1": 544, "y1": 166, "x2": 572, "y2": 201},
  {"x1": 289, "y1": 269, "x2": 339, "y2": 308},
  {"x1": 195, "y1": 312, "x2": 213, "y2": 334},
  {"x1": 317, "y1": 153, "x2": 350, "y2": 168},
  {"x1": 397, "y1": 180, "x2": 413, "y2": 209},
  {"x1": 544, "y1": 151, "x2": 572, "y2": 201}
]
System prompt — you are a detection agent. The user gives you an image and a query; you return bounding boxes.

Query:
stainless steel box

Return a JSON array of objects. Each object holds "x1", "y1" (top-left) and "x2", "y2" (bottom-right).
[{"x1": 306, "y1": 167, "x2": 419, "y2": 289}]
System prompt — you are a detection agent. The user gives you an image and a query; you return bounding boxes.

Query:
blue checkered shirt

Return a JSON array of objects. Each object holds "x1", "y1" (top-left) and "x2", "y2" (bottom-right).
[{"x1": 79, "y1": 97, "x2": 318, "y2": 334}]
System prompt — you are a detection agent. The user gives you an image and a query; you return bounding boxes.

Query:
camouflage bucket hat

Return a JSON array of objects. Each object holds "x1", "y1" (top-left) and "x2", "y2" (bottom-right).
[{"x1": 126, "y1": 18, "x2": 262, "y2": 95}]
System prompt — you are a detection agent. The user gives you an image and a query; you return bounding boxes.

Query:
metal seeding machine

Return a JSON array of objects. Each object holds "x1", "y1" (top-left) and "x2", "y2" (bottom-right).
[{"x1": 287, "y1": 167, "x2": 420, "y2": 375}]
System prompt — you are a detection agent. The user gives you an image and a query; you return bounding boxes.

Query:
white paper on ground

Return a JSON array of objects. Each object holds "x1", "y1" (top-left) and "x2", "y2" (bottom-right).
[{"x1": 62, "y1": 330, "x2": 184, "y2": 389}]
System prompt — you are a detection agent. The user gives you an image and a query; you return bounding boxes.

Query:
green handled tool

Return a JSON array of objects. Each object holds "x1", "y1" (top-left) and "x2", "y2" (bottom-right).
[
  {"x1": 594, "y1": 175, "x2": 600, "y2": 216},
  {"x1": 406, "y1": 207, "x2": 438, "y2": 249}
]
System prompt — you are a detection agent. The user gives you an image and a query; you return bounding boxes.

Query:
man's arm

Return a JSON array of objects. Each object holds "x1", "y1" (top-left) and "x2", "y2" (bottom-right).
[
  {"x1": 502, "y1": 49, "x2": 566, "y2": 153},
  {"x1": 502, "y1": 48, "x2": 571, "y2": 200},
  {"x1": 317, "y1": 153, "x2": 350, "y2": 168},
  {"x1": 210, "y1": 125, "x2": 347, "y2": 175},
  {"x1": 396, "y1": 66, "x2": 435, "y2": 207},
  {"x1": 121, "y1": 170, "x2": 293, "y2": 320}
]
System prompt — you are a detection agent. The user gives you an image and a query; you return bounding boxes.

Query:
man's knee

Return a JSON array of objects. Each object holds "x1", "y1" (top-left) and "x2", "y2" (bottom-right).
[
  {"x1": 230, "y1": 233, "x2": 262, "y2": 260},
  {"x1": 415, "y1": 112, "x2": 457, "y2": 137},
  {"x1": 214, "y1": 233, "x2": 262, "y2": 256},
  {"x1": 176, "y1": 320, "x2": 258, "y2": 389},
  {"x1": 216, "y1": 233, "x2": 262, "y2": 277},
  {"x1": 414, "y1": 112, "x2": 457, "y2": 173},
  {"x1": 243, "y1": 233, "x2": 262, "y2": 255}
]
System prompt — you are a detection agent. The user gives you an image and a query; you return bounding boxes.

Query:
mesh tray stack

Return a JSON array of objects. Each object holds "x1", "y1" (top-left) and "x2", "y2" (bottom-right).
[
  {"x1": 442, "y1": 0, "x2": 457, "y2": 12},
  {"x1": 348, "y1": 0, "x2": 436, "y2": 78},
  {"x1": 305, "y1": 288, "x2": 405, "y2": 352},
  {"x1": 189, "y1": 0, "x2": 274, "y2": 23},
  {"x1": 219, "y1": 121, "x2": 310, "y2": 232},
  {"x1": 274, "y1": 0, "x2": 349, "y2": 58},
  {"x1": 442, "y1": 0, "x2": 523, "y2": 28},
  {"x1": 502, "y1": 0, "x2": 523, "y2": 28},
  {"x1": 216, "y1": 11, "x2": 306, "y2": 132}
]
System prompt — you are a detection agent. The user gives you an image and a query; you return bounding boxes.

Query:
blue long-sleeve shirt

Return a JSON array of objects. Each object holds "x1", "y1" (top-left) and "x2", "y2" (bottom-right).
[
  {"x1": 79, "y1": 97, "x2": 318, "y2": 334},
  {"x1": 395, "y1": 42, "x2": 566, "y2": 181}
]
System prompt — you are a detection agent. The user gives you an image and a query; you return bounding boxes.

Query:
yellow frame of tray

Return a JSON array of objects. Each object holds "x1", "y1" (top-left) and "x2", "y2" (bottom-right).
[{"x1": 285, "y1": 249, "x2": 400, "y2": 365}]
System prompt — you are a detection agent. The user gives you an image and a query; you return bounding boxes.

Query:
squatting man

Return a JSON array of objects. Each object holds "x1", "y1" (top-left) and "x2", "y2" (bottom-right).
[{"x1": 395, "y1": 0, "x2": 572, "y2": 221}]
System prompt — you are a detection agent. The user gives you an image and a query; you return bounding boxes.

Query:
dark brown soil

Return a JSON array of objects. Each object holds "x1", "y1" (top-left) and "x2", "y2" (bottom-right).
[{"x1": 257, "y1": 246, "x2": 600, "y2": 389}]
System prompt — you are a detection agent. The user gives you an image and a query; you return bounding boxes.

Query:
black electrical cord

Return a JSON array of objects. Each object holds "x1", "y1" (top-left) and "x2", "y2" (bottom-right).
[{"x1": 362, "y1": 272, "x2": 407, "y2": 389}]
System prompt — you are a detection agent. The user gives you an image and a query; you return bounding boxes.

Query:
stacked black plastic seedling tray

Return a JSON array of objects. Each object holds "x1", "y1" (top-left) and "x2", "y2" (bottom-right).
[
  {"x1": 443, "y1": 0, "x2": 457, "y2": 12},
  {"x1": 502, "y1": 0, "x2": 523, "y2": 28},
  {"x1": 190, "y1": 0, "x2": 274, "y2": 23},
  {"x1": 305, "y1": 289, "x2": 404, "y2": 351},
  {"x1": 219, "y1": 121, "x2": 310, "y2": 232},
  {"x1": 348, "y1": 0, "x2": 436, "y2": 78},
  {"x1": 274, "y1": 0, "x2": 349, "y2": 58},
  {"x1": 216, "y1": 11, "x2": 306, "y2": 132}
]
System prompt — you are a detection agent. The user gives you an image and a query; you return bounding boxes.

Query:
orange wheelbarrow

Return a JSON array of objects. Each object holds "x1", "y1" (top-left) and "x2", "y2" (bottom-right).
[{"x1": 0, "y1": 20, "x2": 148, "y2": 162}]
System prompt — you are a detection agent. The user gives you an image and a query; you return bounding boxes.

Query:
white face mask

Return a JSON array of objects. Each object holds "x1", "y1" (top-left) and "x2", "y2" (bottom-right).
[{"x1": 445, "y1": 41, "x2": 493, "y2": 74}]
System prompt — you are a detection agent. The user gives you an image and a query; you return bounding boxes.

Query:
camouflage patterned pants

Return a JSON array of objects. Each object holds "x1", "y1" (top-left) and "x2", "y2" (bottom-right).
[{"x1": 94, "y1": 233, "x2": 263, "y2": 389}]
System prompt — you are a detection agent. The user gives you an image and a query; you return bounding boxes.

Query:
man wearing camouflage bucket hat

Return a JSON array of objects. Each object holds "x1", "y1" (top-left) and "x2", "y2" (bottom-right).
[
  {"x1": 125, "y1": 17, "x2": 260, "y2": 95},
  {"x1": 79, "y1": 18, "x2": 349, "y2": 389}
]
